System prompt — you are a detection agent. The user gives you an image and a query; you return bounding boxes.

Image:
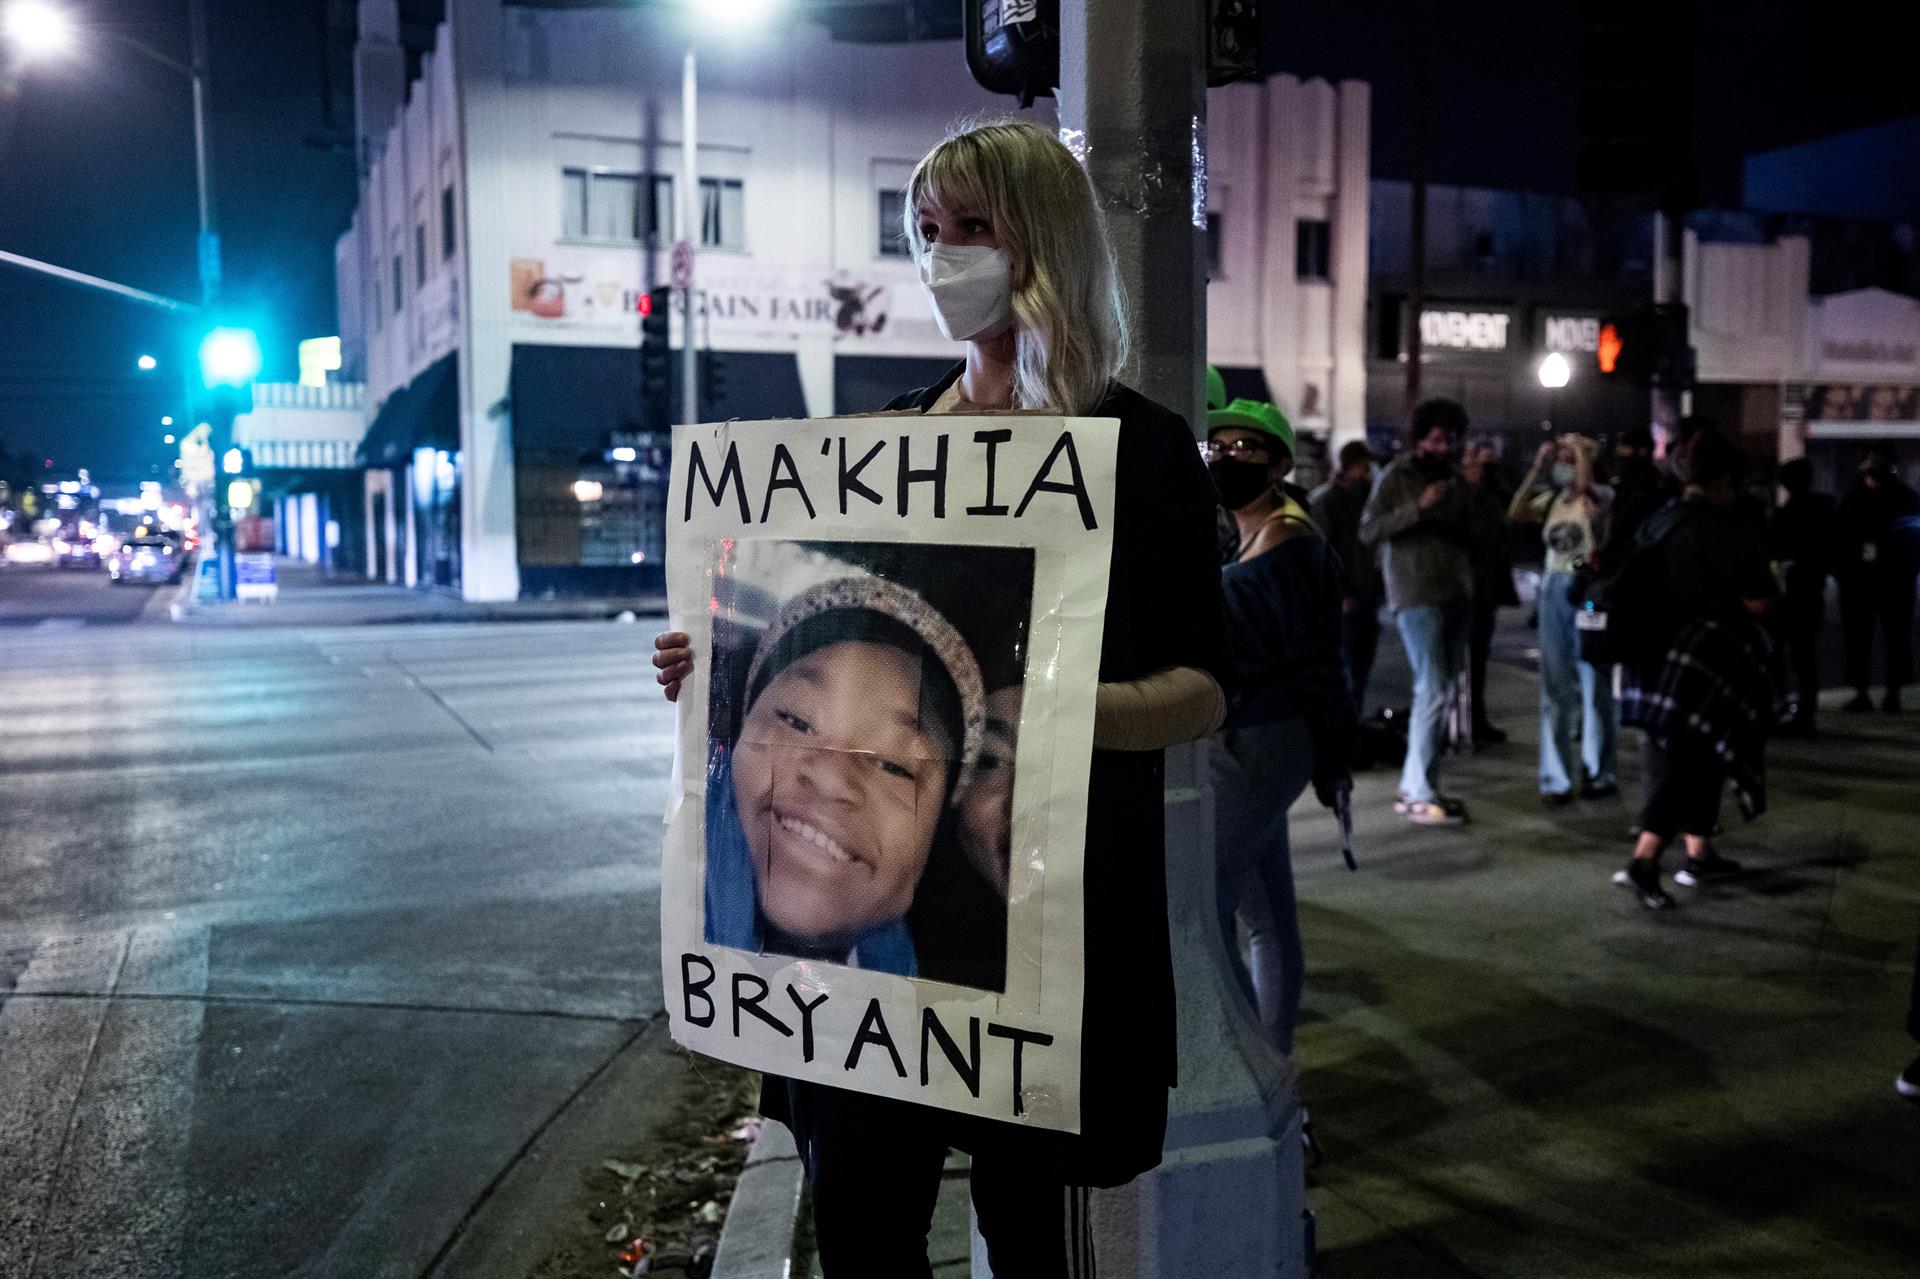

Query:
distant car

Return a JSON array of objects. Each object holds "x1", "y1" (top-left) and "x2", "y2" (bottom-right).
[
  {"x1": 51, "y1": 535, "x2": 103, "y2": 570},
  {"x1": 2, "y1": 539, "x2": 57, "y2": 568},
  {"x1": 107, "y1": 537, "x2": 185, "y2": 585}
]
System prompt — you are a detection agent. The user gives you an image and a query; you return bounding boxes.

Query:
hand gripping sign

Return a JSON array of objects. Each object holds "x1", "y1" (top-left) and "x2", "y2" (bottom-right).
[{"x1": 663, "y1": 413, "x2": 1118, "y2": 1132}]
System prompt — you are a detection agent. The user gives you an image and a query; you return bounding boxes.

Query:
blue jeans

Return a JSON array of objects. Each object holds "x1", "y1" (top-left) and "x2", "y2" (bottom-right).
[
  {"x1": 1395, "y1": 603, "x2": 1469, "y2": 803},
  {"x1": 1538, "y1": 570, "x2": 1618, "y2": 794},
  {"x1": 1211, "y1": 718, "x2": 1314, "y2": 1054}
]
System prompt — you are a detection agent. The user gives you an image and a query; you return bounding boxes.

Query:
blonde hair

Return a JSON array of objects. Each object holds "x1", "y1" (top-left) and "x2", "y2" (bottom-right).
[{"x1": 904, "y1": 119, "x2": 1130, "y2": 416}]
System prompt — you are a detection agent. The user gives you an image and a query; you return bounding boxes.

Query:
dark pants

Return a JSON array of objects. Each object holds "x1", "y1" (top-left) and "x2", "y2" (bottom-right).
[
  {"x1": 1343, "y1": 602, "x2": 1380, "y2": 714},
  {"x1": 1638, "y1": 732, "x2": 1725, "y2": 841},
  {"x1": 1909, "y1": 928, "x2": 1920, "y2": 1043},
  {"x1": 786, "y1": 1080, "x2": 1071, "y2": 1279},
  {"x1": 1782, "y1": 586, "x2": 1825, "y2": 720},
  {"x1": 1840, "y1": 572, "x2": 1916, "y2": 694},
  {"x1": 1469, "y1": 603, "x2": 1500, "y2": 730}
]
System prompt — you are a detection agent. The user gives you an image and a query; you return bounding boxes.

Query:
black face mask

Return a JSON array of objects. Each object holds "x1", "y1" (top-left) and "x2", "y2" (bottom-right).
[
  {"x1": 1413, "y1": 452, "x2": 1455, "y2": 479},
  {"x1": 1208, "y1": 459, "x2": 1272, "y2": 511}
]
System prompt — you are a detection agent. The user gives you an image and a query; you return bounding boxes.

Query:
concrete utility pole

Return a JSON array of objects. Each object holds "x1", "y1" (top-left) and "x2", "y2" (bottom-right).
[
  {"x1": 186, "y1": 0, "x2": 238, "y2": 602},
  {"x1": 680, "y1": 44, "x2": 700, "y2": 428},
  {"x1": 1041, "y1": 2, "x2": 1308, "y2": 1276},
  {"x1": 1404, "y1": 0, "x2": 1429, "y2": 416}
]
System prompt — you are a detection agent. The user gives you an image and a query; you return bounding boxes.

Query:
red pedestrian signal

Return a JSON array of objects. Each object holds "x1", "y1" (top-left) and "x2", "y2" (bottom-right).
[{"x1": 1597, "y1": 322, "x2": 1623, "y2": 375}]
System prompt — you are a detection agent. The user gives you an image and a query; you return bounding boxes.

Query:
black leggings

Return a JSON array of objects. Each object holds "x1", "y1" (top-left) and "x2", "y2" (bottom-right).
[
  {"x1": 785, "y1": 1080, "x2": 1079, "y2": 1279},
  {"x1": 1639, "y1": 732, "x2": 1725, "y2": 841}
]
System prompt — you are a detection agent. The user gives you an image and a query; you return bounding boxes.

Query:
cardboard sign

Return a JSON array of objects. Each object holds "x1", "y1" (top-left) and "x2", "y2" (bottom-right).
[{"x1": 662, "y1": 414, "x2": 1118, "y2": 1132}]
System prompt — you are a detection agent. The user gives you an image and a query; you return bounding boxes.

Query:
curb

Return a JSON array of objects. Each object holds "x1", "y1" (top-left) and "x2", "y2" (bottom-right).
[{"x1": 710, "y1": 1122, "x2": 805, "y2": 1279}]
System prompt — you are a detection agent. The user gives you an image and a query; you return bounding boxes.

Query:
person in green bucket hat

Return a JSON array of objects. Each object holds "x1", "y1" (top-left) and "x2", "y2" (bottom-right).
[
  {"x1": 1207, "y1": 397, "x2": 1308, "y2": 512},
  {"x1": 1202, "y1": 393, "x2": 1355, "y2": 1055}
]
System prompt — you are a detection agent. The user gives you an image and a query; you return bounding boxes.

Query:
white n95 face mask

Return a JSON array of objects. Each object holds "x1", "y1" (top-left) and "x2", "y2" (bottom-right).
[{"x1": 917, "y1": 243, "x2": 1014, "y2": 342}]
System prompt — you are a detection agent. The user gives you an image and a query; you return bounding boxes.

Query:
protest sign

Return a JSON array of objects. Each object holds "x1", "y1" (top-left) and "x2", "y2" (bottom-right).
[{"x1": 661, "y1": 413, "x2": 1118, "y2": 1131}]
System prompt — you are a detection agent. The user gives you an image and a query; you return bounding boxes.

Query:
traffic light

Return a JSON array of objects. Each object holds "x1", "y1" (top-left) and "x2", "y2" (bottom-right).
[
  {"x1": 199, "y1": 326, "x2": 261, "y2": 388},
  {"x1": 640, "y1": 286, "x2": 672, "y2": 417},
  {"x1": 965, "y1": 0, "x2": 1057, "y2": 105},
  {"x1": 965, "y1": 0, "x2": 1259, "y2": 100},
  {"x1": 1207, "y1": 0, "x2": 1260, "y2": 87},
  {"x1": 1594, "y1": 303, "x2": 1692, "y2": 388},
  {"x1": 702, "y1": 351, "x2": 728, "y2": 414},
  {"x1": 197, "y1": 325, "x2": 259, "y2": 422}
]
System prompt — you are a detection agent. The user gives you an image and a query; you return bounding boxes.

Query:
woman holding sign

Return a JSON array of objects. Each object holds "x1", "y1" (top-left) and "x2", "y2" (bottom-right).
[{"x1": 656, "y1": 119, "x2": 1229, "y2": 1276}]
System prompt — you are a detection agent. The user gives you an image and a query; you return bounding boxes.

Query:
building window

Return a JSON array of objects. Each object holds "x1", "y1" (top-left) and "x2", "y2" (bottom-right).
[
  {"x1": 562, "y1": 167, "x2": 672, "y2": 244},
  {"x1": 878, "y1": 189, "x2": 910, "y2": 258},
  {"x1": 441, "y1": 185, "x2": 456, "y2": 259},
  {"x1": 392, "y1": 252, "x2": 404, "y2": 314},
  {"x1": 1295, "y1": 219, "x2": 1331, "y2": 282},
  {"x1": 414, "y1": 223, "x2": 427, "y2": 288},
  {"x1": 1206, "y1": 212, "x2": 1223, "y2": 279},
  {"x1": 699, "y1": 177, "x2": 745, "y2": 252}
]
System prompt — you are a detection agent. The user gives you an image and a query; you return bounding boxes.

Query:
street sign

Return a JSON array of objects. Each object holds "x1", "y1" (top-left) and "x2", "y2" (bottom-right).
[
  {"x1": 670, "y1": 239, "x2": 694, "y2": 290},
  {"x1": 236, "y1": 553, "x2": 277, "y2": 604}
]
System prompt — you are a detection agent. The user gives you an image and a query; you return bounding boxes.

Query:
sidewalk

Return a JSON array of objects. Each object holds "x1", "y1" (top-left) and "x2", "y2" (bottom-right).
[
  {"x1": 165, "y1": 556, "x2": 665, "y2": 627},
  {"x1": 1293, "y1": 657, "x2": 1920, "y2": 1277}
]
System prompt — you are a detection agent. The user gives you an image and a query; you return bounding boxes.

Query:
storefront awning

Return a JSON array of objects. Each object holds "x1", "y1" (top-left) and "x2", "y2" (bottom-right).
[
  {"x1": 358, "y1": 352, "x2": 460, "y2": 468},
  {"x1": 510, "y1": 344, "x2": 808, "y2": 454}
]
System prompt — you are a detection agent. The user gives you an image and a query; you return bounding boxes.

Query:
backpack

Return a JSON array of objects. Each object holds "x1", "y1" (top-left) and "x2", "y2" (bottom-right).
[{"x1": 1574, "y1": 507, "x2": 1695, "y2": 667}]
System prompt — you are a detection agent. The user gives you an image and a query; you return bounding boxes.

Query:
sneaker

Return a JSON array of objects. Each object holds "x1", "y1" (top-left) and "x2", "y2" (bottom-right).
[
  {"x1": 1842, "y1": 691, "x2": 1874, "y2": 713},
  {"x1": 1899, "y1": 1057, "x2": 1920, "y2": 1101},
  {"x1": 1581, "y1": 780, "x2": 1620, "y2": 800},
  {"x1": 1613, "y1": 858, "x2": 1673, "y2": 910},
  {"x1": 1395, "y1": 797, "x2": 1467, "y2": 826},
  {"x1": 1673, "y1": 851, "x2": 1744, "y2": 887},
  {"x1": 1776, "y1": 715, "x2": 1817, "y2": 739}
]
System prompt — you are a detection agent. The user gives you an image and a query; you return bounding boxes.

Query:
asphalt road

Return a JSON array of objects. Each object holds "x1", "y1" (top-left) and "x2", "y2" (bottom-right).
[
  {"x1": 0, "y1": 619, "x2": 674, "y2": 1278},
  {"x1": 0, "y1": 564, "x2": 172, "y2": 628}
]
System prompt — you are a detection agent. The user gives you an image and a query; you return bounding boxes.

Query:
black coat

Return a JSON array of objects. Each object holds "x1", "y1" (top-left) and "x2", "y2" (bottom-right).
[{"x1": 761, "y1": 364, "x2": 1231, "y2": 1187}]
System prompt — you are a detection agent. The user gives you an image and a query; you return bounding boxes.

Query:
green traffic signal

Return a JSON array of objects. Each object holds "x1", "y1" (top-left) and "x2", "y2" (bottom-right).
[{"x1": 198, "y1": 326, "x2": 262, "y2": 389}]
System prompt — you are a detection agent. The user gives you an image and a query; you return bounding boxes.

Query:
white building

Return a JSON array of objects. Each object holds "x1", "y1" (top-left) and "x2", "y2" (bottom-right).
[
  {"x1": 1683, "y1": 228, "x2": 1920, "y2": 488},
  {"x1": 337, "y1": 0, "x2": 1369, "y2": 600},
  {"x1": 230, "y1": 380, "x2": 370, "y2": 571}
]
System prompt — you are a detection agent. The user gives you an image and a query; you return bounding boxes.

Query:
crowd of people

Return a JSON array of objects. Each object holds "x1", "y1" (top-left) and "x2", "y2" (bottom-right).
[{"x1": 1198, "y1": 381, "x2": 1920, "y2": 1109}]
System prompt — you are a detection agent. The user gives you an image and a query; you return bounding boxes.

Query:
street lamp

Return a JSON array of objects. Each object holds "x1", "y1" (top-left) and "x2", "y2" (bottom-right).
[
  {"x1": 674, "y1": 0, "x2": 781, "y2": 427},
  {"x1": 1, "y1": 1, "x2": 75, "y2": 60},
  {"x1": 3, "y1": 0, "x2": 219, "y2": 306}
]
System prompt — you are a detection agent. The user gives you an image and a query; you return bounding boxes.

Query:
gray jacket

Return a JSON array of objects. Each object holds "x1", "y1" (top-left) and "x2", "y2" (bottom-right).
[{"x1": 1358, "y1": 457, "x2": 1475, "y2": 611}]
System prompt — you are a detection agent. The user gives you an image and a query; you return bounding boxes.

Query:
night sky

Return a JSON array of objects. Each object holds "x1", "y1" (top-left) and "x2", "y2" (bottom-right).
[
  {"x1": 2, "y1": 1, "x2": 1916, "y2": 481},
  {"x1": 0, "y1": 0, "x2": 352, "y2": 484}
]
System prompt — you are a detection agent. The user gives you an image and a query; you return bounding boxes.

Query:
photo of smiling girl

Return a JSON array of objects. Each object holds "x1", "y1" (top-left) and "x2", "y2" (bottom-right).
[{"x1": 703, "y1": 568, "x2": 1020, "y2": 992}]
